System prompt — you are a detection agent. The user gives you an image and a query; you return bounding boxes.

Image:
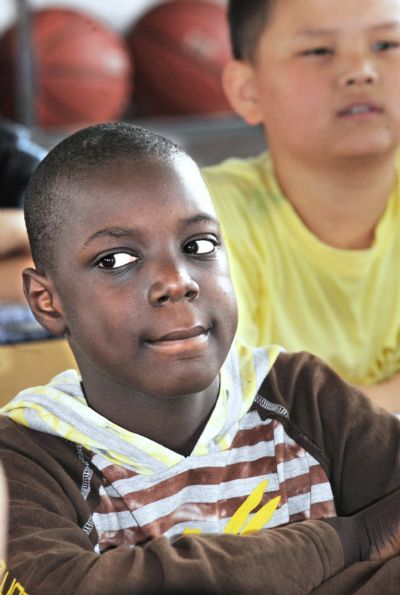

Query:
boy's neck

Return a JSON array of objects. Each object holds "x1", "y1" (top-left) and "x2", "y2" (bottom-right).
[
  {"x1": 271, "y1": 151, "x2": 397, "y2": 250},
  {"x1": 80, "y1": 370, "x2": 220, "y2": 457}
]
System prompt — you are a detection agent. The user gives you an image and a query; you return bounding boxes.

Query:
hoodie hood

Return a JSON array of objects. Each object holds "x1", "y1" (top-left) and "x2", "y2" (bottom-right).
[{"x1": 1, "y1": 340, "x2": 281, "y2": 475}]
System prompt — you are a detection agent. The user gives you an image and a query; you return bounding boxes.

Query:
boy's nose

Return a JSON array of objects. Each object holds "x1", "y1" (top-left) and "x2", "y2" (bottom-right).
[
  {"x1": 339, "y1": 60, "x2": 378, "y2": 88},
  {"x1": 148, "y1": 268, "x2": 200, "y2": 306}
]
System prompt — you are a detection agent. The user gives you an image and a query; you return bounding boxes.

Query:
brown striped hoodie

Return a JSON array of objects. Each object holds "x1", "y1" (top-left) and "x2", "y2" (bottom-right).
[{"x1": 1, "y1": 348, "x2": 400, "y2": 594}]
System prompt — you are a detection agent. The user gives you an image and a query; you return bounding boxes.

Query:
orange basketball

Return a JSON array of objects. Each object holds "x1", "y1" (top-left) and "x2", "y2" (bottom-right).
[
  {"x1": 0, "y1": 8, "x2": 133, "y2": 129},
  {"x1": 127, "y1": 0, "x2": 232, "y2": 117}
]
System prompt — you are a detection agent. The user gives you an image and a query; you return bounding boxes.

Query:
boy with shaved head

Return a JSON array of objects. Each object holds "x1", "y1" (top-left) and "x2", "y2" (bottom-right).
[
  {"x1": 203, "y1": 0, "x2": 400, "y2": 413},
  {"x1": 1, "y1": 123, "x2": 400, "y2": 594}
]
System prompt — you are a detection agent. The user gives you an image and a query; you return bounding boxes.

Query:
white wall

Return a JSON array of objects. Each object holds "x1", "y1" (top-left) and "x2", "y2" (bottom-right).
[{"x1": 1, "y1": 0, "x2": 226, "y2": 34}]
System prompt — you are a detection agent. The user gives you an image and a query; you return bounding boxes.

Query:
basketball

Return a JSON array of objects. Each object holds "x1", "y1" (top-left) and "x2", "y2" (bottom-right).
[
  {"x1": 127, "y1": 0, "x2": 232, "y2": 117},
  {"x1": 0, "y1": 8, "x2": 133, "y2": 129}
]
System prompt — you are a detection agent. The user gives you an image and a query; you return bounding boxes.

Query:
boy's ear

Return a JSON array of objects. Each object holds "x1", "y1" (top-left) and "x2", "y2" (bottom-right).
[
  {"x1": 22, "y1": 267, "x2": 67, "y2": 336},
  {"x1": 222, "y1": 59, "x2": 264, "y2": 126}
]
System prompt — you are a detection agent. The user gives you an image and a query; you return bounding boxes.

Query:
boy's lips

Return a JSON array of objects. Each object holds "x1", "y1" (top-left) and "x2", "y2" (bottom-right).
[
  {"x1": 336, "y1": 101, "x2": 383, "y2": 118},
  {"x1": 146, "y1": 325, "x2": 210, "y2": 354},
  {"x1": 154, "y1": 325, "x2": 208, "y2": 342}
]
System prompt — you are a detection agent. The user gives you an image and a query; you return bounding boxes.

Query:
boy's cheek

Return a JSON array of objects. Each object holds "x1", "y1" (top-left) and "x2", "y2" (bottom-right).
[{"x1": 216, "y1": 277, "x2": 238, "y2": 327}]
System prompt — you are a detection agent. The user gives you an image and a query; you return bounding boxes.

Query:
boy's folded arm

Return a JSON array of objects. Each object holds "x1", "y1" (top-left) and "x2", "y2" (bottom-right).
[
  {"x1": 0, "y1": 421, "x2": 342, "y2": 595},
  {"x1": 4, "y1": 349, "x2": 400, "y2": 593},
  {"x1": 7, "y1": 489, "x2": 344, "y2": 595},
  {"x1": 323, "y1": 488, "x2": 400, "y2": 565},
  {"x1": 268, "y1": 353, "x2": 400, "y2": 514},
  {"x1": 8, "y1": 468, "x2": 400, "y2": 595},
  {"x1": 7, "y1": 445, "x2": 400, "y2": 595}
]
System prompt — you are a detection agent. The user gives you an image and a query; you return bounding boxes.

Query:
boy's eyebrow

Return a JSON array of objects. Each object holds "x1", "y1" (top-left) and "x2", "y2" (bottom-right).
[
  {"x1": 83, "y1": 227, "x2": 141, "y2": 247},
  {"x1": 369, "y1": 21, "x2": 400, "y2": 32},
  {"x1": 295, "y1": 28, "x2": 336, "y2": 38},
  {"x1": 83, "y1": 215, "x2": 219, "y2": 247},
  {"x1": 296, "y1": 21, "x2": 400, "y2": 38},
  {"x1": 179, "y1": 213, "x2": 219, "y2": 228}
]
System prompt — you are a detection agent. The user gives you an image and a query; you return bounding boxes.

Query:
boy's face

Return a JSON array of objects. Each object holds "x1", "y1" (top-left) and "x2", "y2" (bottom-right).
[
  {"x1": 45, "y1": 156, "x2": 237, "y2": 401},
  {"x1": 245, "y1": 0, "x2": 400, "y2": 164}
]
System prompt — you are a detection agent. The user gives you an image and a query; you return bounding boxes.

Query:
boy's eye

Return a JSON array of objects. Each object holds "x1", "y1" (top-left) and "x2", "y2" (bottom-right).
[
  {"x1": 301, "y1": 47, "x2": 333, "y2": 57},
  {"x1": 98, "y1": 252, "x2": 138, "y2": 269},
  {"x1": 373, "y1": 40, "x2": 399, "y2": 52},
  {"x1": 183, "y1": 238, "x2": 217, "y2": 255}
]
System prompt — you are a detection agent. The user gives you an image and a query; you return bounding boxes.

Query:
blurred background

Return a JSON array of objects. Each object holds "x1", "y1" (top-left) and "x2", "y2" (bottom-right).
[{"x1": 0, "y1": 0, "x2": 265, "y2": 164}]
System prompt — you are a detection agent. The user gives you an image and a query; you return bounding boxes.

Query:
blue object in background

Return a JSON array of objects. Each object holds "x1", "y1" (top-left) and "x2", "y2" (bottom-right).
[{"x1": 0, "y1": 303, "x2": 52, "y2": 344}]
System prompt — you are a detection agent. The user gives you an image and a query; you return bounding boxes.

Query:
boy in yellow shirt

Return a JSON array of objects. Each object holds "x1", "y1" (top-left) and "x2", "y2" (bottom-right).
[{"x1": 203, "y1": 0, "x2": 400, "y2": 412}]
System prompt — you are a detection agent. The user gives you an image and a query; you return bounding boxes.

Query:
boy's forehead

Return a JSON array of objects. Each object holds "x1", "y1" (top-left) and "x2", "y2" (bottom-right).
[
  {"x1": 65, "y1": 153, "x2": 216, "y2": 222},
  {"x1": 266, "y1": 0, "x2": 400, "y2": 31}
]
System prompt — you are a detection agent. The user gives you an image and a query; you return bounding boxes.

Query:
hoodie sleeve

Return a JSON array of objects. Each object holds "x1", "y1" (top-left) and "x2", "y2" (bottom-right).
[
  {"x1": 0, "y1": 417, "x2": 344, "y2": 595},
  {"x1": 262, "y1": 351, "x2": 400, "y2": 593}
]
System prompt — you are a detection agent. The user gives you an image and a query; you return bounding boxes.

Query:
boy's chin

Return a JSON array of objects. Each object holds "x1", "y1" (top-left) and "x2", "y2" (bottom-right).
[{"x1": 331, "y1": 134, "x2": 399, "y2": 162}]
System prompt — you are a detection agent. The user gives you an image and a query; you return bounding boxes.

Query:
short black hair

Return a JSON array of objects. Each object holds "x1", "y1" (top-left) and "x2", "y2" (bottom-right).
[
  {"x1": 228, "y1": 0, "x2": 276, "y2": 61},
  {"x1": 24, "y1": 122, "x2": 186, "y2": 271}
]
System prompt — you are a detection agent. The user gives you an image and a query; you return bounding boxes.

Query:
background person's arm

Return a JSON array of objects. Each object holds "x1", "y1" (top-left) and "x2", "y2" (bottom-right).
[
  {"x1": 354, "y1": 372, "x2": 400, "y2": 415},
  {"x1": 0, "y1": 209, "x2": 30, "y2": 257},
  {"x1": 0, "y1": 209, "x2": 32, "y2": 303},
  {"x1": 0, "y1": 252, "x2": 33, "y2": 303}
]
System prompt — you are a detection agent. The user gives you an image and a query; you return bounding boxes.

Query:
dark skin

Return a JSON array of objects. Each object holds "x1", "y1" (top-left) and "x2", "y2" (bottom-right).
[{"x1": 23, "y1": 156, "x2": 238, "y2": 456}]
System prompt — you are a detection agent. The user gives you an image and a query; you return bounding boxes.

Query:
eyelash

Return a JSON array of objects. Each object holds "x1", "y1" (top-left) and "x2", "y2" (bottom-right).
[
  {"x1": 301, "y1": 40, "x2": 400, "y2": 57},
  {"x1": 301, "y1": 47, "x2": 333, "y2": 57},
  {"x1": 373, "y1": 40, "x2": 400, "y2": 52},
  {"x1": 97, "y1": 252, "x2": 138, "y2": 270},
  {"x1": 183, "y1": 237, "x2": 220, "y2": 256}
]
